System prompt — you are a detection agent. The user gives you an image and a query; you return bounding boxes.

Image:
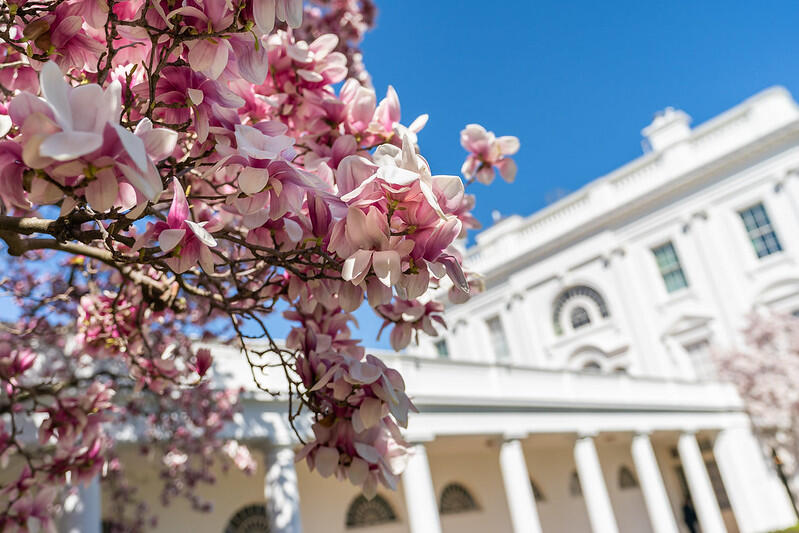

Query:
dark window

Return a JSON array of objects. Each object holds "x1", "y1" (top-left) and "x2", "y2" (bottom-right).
[
  {"x1": 618, "y1": 466, "x2": 638, "y2": 489},
  {"x1": 346, "y1": 494, "x2": 397, "y2": 528},
  {"x1": 530, "y1": 479, "x2": 546, "y2": 502},
  {"x1": 569, "y1": 471, "x2": 582, "y2": 497},
  {"x1": 439, "y1": 483, "x2": 479, "y2": 514},
  {"x1": 486, "y1": 316, "x2": 511, "y2": 360},
  {"x1": 739, "y1": 203, "x2": 782, "y2": 258},
  {"x1": 652, "y1": 242, "x2": 689, "y2": 292},
  {"x1": 434, "y1": 339, "x2": 449, "y2": 358},
  {"x1": 570, "y1": 306, "x2": 591, "y2": 329}
]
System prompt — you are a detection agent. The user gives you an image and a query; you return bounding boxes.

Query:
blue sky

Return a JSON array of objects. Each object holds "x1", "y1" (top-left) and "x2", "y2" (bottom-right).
[{"x1": 362, "y1": 1, "x2": 799, "y2": 229}]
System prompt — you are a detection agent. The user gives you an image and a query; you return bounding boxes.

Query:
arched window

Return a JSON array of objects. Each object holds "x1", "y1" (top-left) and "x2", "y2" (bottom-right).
[
  {"x1": 439, "y1": 483, "x2": 479, "y2": 514},
  {"x1": 569, "y1": 471, "x2": 582, "y2": 497},
  {"x1": 618, "y1": 466, "x2": 638, "y2": 489},
  {"x1": 552, "y1": 286, "x2": 610, "y2": 335},
  {"x1": 530, "y1": 479, "x2": 546, "y2": 502},
  {"x1": 224, "y1": 504, "x2": 270, "y2": 533},
  {"x1": 346, "y1": 494, "x2": 397, "y2": 528},
  {"x1": 570, "y1": 306, "x2": 591, "y2": 330}
]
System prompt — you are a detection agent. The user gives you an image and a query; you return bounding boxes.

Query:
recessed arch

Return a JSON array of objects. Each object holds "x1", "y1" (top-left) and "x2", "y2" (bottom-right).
[
  {"x1": 439, "y1": 482, "x2": 479, "y2": 514},
  {"x1": 345, "y1": 494, "x2": 397, "y2": 528},
  {"x1": 553, "y1": 285, "x2": 610, "y2": 335}
]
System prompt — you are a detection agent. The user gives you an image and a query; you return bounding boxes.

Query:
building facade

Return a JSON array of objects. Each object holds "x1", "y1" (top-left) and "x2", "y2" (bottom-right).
[{"x1": 62, "y1": 87, "x2": 799, "y2": 532}]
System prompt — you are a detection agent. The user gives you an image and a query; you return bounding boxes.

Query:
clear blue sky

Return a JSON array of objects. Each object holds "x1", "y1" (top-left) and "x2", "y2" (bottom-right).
[{"x1": 362, "y1": 1, "x2": 799, "y2": 228}]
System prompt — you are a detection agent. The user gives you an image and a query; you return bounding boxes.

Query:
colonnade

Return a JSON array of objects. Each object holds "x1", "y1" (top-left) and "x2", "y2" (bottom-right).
[{"x1": 56, "y1": 426, "x2": 794, "y2": 533}]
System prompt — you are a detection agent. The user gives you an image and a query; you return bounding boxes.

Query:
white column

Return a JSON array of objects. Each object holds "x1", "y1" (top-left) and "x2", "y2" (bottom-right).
[
  {"x1": 677, "y1": 432, "x2": 726, "y2": 533},
  {"x1": 631, "y1": 433, "x2": 679, "y2": 533},
  {"x1": 574, "y1": 435, "x2": 619, "y2": 533},
  {"x1": 499, "y1": 439, "x2": 543, "y2": 533},
  {"x1": 714, "y1": 424, "x2": 797, "y2": 532},
  {"x1": 58, "y1": 475, "x2": 101, "y2": 533},
  {"x1": 265, "y1": 446, "x2": 303, "y2": 533},
  {"x1": 402, "y1": 444, "x2": 442, "y2": 533}
]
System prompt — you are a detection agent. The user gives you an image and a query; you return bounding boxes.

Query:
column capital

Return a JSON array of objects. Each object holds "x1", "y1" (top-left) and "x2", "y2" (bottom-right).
[{"x1": 577, "y1": 431, "x2": 599, "y2": 440}]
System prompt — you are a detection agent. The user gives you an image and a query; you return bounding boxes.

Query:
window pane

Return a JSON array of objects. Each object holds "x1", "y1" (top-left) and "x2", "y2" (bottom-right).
[
  {"x1": 486, "y1": 316, "x2": 510, "y2": 360},
  {"x1": 652, "y1": 242, "x2": 688, "y2": 293},
  {"x1": 570, "y1": 306, "x2": 591, "y2": 329},
  {"x1": 434, "y1": 340, "x2": 449, "y2": 359},
  {"x1": 739, "y1": 203, "x2": 782, "y2": 259}
]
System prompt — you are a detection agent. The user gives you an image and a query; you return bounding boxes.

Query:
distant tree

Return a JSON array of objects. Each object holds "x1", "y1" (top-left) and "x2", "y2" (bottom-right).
[
  {"x1": 0, "y1": 0, "x2": 519, "y2": 530},
  {"x1": 713, "y1": 312, "x2": 799, "y2": 499}
]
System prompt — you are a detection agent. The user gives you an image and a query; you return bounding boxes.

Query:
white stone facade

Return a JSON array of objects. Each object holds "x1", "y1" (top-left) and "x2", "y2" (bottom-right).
[{"x1": 68, "y1": 87, "x2": 799, "y2": 532}]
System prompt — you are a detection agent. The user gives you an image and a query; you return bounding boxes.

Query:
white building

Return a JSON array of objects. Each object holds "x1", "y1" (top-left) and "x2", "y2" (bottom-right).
[{"x1": 64, "y1": 87, "x2": 799, "y2": 533}]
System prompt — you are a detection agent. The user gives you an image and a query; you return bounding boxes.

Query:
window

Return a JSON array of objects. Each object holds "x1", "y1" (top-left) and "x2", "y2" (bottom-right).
[
  {"x1": 618, "y1": 466, "x2": 638, "y2": 489},
  {"x1": 486, "y1": 316, "x2": 510, "y2": 360},
  {"x1": 568, "y1": 471, "x2": 582, "y2": 497},
  {"x1": 552, "y1": 286, "x2": 610, "y2": 335},
  {"x1": 652, "y1": 242, "x2": 688, "y2": 293},
  {"x1": 434, "y1": 339, "x2": 449, "y2": 358},
  {"x1": 570, "y1": 306, "x2": 591, "y2": 329},
  {"x1": 684, "y1": 340, "x2": 715, "y2": 380},
  {"x1": 439, "y1": 483, "x2": 479, "y2": 514},
  {"x1": 739, "y1": 203, "x2": 782, "y2": 258},
  {"x1": 345, "y1": 494, "x2": 397, "y2": 528},
  {"x1": 224, "y1": 504, "x2": 269, "y2": 533}
]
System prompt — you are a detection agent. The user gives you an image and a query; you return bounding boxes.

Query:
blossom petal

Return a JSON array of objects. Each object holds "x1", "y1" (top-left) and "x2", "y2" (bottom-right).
[
  {"x1": 372, "y1": 250, "x2": 401, "y2": 287},
  {"x1": 252, "y1": 0, "x2": 276, "y2": 33},
  {"x1": 39, "y1": 62, "x2": 72, "y2": 130},
  {"x1": 186, "y1": 220, "x2": 217, "y2": 247},
  {"x1": 238, "y1": 167, "x2": 269, "y2": 195},
  {"x1": 342, "y1": 249, "x2": 373, "y2": 285},
  {"x1": 118, "y1": 162, "x2": 162, "y2": 202},
  {"x1": 315, "y1": 447, "x2": 339, "y2": 478},
  {"x1": 113, "y1": 123, "x2": 149, "y2": 172},
  {"x1": 85, "y1": 170, "x2": 118, "y2": 212},
  {"x1": 158, "y1": 228, "x2": 186, "y2": 252},
  {"x1": 496, "y1": 158, "x2": 517, "y2": 183},
  {"x1": 39, "y1": 131, "x2": 103, "y2": 161}
]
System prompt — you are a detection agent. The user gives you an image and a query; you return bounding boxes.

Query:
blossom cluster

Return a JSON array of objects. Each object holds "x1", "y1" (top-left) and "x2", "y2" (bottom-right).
[
  {"x1": 714, "y1": 312, "x2": 799, "y2": 482},
  {"x1": 0, "y1": 0, "x2": 519, "y2": 527}
]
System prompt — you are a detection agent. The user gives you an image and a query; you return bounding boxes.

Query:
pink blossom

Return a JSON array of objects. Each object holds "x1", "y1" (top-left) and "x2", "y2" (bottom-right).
[
  {"x1": 192, "y1": 348, "x2": 213, "y2": 377},
  {"x1": 460, "y1": 123, "x2": 520, "y2": 184},
  {"x1": 134, "y1": 181, "x2": 220, "y2": 273},
  {"x1": 252, "y1": 0, "x2": 303, "y2": 34}
]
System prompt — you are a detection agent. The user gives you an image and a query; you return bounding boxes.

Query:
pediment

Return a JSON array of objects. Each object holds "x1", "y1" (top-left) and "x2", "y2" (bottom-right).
[
  {"x1": 755, "y1": 278, "x2": 799, "y2": 306},
  {"x1": 663, "y1": 314, "x2": 714, "y2": 337}
]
